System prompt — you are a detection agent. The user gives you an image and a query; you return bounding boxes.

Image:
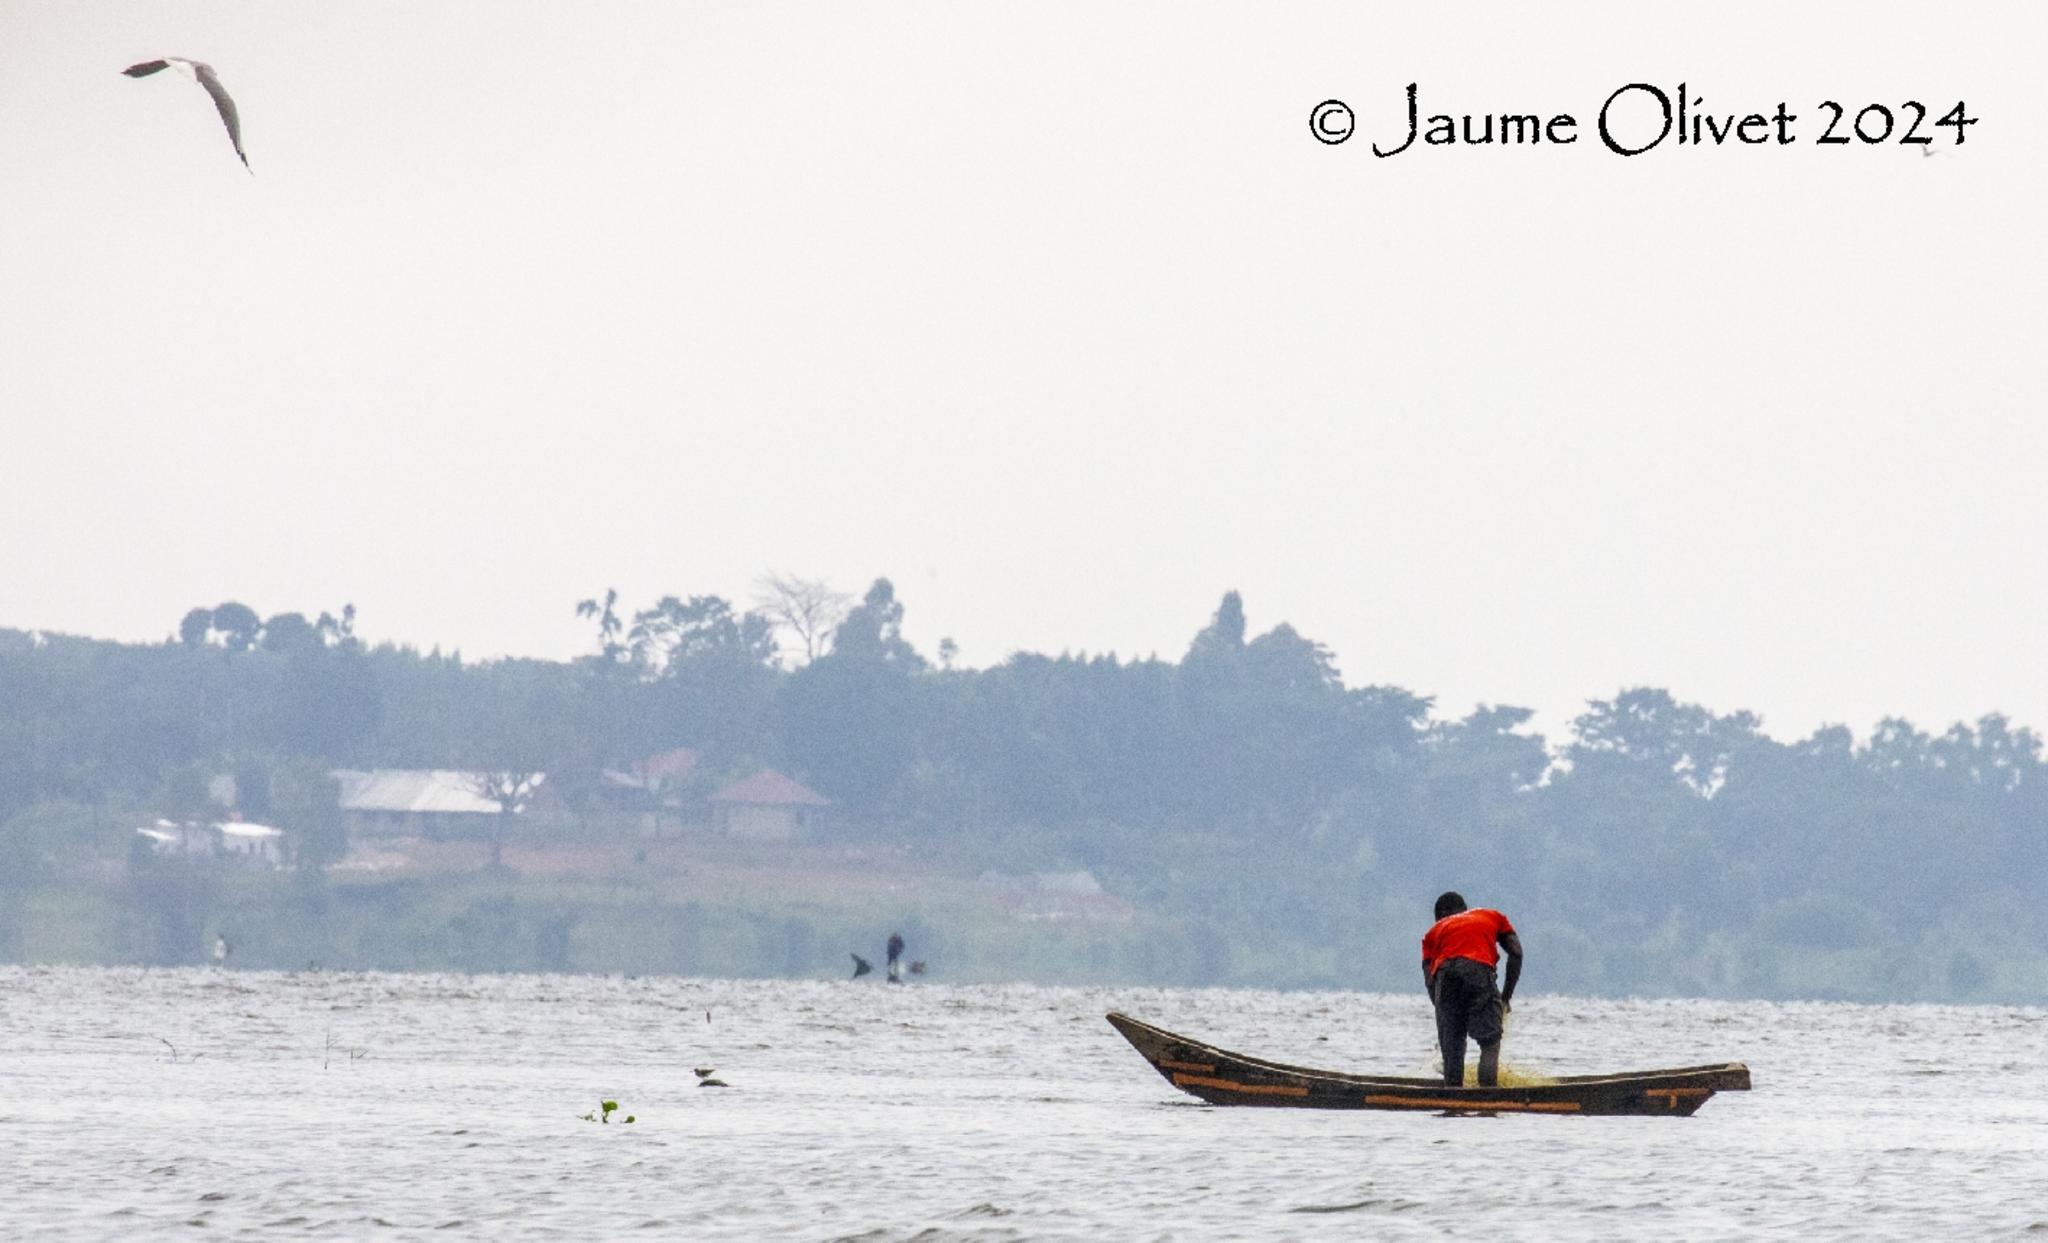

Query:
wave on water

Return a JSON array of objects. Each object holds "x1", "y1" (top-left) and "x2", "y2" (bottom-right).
[{"x1": 1288, "y1": 1197, "x2": 1423, "y2": 1214}]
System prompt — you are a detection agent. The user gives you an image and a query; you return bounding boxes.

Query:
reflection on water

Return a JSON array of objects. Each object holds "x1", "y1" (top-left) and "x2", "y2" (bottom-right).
[{"x1": 1, "y1": 966, "x2": 2044, "y2": 1240}]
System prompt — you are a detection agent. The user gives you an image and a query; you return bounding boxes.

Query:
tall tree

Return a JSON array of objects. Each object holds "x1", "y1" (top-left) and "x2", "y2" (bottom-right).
[
  {"x1": 830, "y1": 579, "x2": 926, "y2": 669},
  {"x1": 575, "y1": 589, "x2": 627, "y2": 667},
  {"x1": 1185, "y1": 590, "x2": 1247, "y2": 662},
  {"x1": 777, "y1": 579, "x2": 931, "y2": 814},
  {"x1": 626, "y1": 595, "x2": 781, "y2": 764},
  {"x1": 178, "y1": 607, "x2": 214, "y2": 648},
  {"x1": 261, "y1": 612, "x2": 320, "y2": 656},
  {"x1": 209, "y1": 602, "x2": 261, "y2": 652},
  {"x1": 469, "y1": 769, "x2": 545, "y2": 871},
  {"x1": 627, "y1": 595, "x2": 778, "y2": 677},
  {"x1": 753, "y1": 573, "x2": 851, "y2": 665},
  {"x1": 314, "y1": 603, "x2": 361, "y2": 651}
]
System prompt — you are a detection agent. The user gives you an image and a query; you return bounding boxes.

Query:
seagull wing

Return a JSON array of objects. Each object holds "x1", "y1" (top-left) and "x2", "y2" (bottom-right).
[
  {"x1": 190, "y1": 63, "x2": 250, "y2": 169},
  {"x1": 123, "y1": 59, "x2": 172, "y2": 78}
]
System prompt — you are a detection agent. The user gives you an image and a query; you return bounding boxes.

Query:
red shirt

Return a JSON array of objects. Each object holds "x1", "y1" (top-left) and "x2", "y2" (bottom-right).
[{"x1": 1422, "y1": 908, "x2": 1515, "y2": 974}]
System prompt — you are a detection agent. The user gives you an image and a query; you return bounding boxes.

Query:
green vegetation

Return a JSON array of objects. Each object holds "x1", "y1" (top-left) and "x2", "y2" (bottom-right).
[{"x1": 1, "y1": 583, "x2": 2043, "y2": 1004}]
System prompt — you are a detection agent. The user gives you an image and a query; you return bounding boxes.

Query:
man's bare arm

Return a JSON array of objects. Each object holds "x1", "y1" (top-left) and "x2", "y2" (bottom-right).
[
  {"x1": 1423, "y1": 964, "x2": 1437, "y2": 1004},
  {"x1": 1498, "y1": 931, "x2": 1523, "y2": 1007}
]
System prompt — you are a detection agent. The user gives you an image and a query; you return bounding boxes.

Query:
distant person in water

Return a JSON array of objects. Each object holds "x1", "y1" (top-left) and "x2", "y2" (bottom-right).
[
  {"x1": 886, "y1": 933, "x2": 906, "y2": 984},
  {"x1": 213, "y1": 933, "x2": 230, "y2": 967},
  {"x1": 1422, "y1": 892, "x2": 1522, "y2": 1088}
]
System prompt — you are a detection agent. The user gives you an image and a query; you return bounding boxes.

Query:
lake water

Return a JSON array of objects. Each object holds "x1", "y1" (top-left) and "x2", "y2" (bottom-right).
[{"x1": 2, "y1": 966, "x2": 2044, "y2": 1240}]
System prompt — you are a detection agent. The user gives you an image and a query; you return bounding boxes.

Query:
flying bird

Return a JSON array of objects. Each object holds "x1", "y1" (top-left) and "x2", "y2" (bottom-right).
[{"x1": 122, "y1": 57, "x2": 250, "y2": 170}]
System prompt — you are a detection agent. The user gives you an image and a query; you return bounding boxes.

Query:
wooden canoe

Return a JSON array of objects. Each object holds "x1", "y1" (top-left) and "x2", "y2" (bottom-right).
[{"x1": 1106, "y1": 1011, "x2": 1750, "y2": 1116}]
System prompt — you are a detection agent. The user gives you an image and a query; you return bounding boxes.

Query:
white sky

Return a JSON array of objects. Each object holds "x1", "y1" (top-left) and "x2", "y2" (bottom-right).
[{"x1": 1, "y1": 2, "x2": 2042, "y2": 743}]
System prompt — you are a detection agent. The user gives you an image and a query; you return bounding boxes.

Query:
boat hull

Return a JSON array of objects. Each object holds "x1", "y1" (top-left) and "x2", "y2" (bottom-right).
[{"x1": 1106, "y1": 1011, "x2": 1749, "y2": 1116}]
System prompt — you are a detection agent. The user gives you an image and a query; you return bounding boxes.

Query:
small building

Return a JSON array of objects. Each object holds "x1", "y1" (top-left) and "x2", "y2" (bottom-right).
[
  {"x1": 133, "y1": 818, "x2": 286, "y2": 867},
  {"x1": 217, "y1": 820, "x2": 286, "y2": 864},
  {"x1": 332, "y1": 769, "x2": 545, "y2": 838},
  {"x1": 134, "y1": 819, "x2": 213, "y2": 857},
  {"x1": 597, "y1": 748, "x2": 702, "y2": 831},
  {"x1": 709, "y1": 769, "x2": 828, "y2": 841}
]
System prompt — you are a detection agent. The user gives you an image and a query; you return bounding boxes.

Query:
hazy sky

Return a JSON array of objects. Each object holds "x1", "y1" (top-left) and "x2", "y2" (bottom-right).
[{"x1": 2, "y1": 2, "x2": 2042, "y2": 743}]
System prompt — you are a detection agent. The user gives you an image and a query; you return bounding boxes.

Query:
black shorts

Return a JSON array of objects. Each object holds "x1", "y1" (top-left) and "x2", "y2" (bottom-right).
[{"x1": 1434, "y1": 956, "x2": 1504, "y2": 1047}]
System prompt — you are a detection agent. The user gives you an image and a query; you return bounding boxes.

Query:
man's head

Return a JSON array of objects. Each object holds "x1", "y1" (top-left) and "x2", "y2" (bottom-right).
[{"x1": 1433, "y1": 891, "x2": 1468, "y2": 920}]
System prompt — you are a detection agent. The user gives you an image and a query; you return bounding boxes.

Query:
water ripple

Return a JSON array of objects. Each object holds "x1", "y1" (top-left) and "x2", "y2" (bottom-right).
[{"x1": 0, "y1": 967, "x2": 2042, "y2": 1239}]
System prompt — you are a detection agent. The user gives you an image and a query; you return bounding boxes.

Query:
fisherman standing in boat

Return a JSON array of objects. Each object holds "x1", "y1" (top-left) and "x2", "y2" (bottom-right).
[{"x1": 1422, "y1": 891, "x2": 1522, "y2": 1088}]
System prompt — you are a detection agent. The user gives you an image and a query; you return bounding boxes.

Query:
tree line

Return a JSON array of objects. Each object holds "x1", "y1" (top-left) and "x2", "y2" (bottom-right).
[{"x1": 1, "y1": 581, "x2": 2041, "y2": 1000}]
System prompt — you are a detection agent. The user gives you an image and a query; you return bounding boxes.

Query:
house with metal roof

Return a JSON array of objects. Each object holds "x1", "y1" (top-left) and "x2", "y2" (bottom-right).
[
  {"x1": 331, "y1": 769, "x2": 546, "y2": 838},
  {"x1": 709, "y1": 769, "x2": 829, "y2": 840}
]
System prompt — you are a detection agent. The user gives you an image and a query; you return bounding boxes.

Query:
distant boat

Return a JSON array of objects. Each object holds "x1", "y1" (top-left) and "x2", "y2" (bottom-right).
[
  {"x1": 122, "y1": 57, "x2": 250, "y2": 170},
  {"x1": 1105, "y1": 1012, "x2": 1750, "y2": 1116}
]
